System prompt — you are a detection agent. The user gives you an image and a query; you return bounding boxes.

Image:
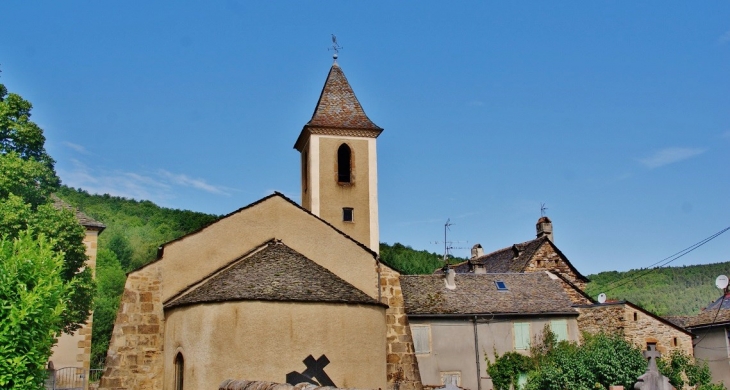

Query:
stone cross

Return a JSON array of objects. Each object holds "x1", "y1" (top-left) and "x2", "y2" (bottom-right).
[
  {"x1": 643, "y1": 344, "x2": 661, "y2": 373},
  {"x1": 634, "y1": 345, "x2": 673, "y2": 390}
]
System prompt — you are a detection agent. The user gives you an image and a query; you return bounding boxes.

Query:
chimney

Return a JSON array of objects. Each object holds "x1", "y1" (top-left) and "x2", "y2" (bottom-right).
[
  {"x1": 471, "y1": 243, "x2": 484, "y2": 259},
  {"x1": 536, "y1": 216, "x2": 553, "y2": 242},
  {"x1": 444, "y1": 268, "x2": 456, "y2": 290}
]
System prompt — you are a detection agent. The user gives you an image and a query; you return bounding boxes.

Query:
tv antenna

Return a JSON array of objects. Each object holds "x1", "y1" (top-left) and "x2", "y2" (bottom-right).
[
  {"x1": 329, "y1": 34, "x2": 343, "y2": 61},
  {"x1": 430, "y1": 218, "x2": 469, "y2": 266},
  {"x1": 540, "y1": 203, "x2": 548, "y2": 217}
]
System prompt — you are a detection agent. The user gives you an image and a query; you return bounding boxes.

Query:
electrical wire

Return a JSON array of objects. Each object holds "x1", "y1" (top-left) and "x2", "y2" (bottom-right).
[
  {"x1": 691, "y1": 293, "x2": 728, "y2": 348},
  {"x1": 600, "y1": 225, "x2": 730, "y2": 295}
]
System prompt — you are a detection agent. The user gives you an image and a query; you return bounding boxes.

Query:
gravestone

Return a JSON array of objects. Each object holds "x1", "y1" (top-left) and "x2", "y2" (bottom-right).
[{"x1": 633, "y1": 344, "x2": 673, "y2": 390}]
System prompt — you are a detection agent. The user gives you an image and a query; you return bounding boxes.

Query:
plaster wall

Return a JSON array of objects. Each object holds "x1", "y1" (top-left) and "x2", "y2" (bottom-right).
[
  {"x1": 315, "y1": 136, "x2": 375, "y2": 252},
  {"x1": 164, "y1": 301, "x2": 387, "y2": 390},
  {"x1": 692, "y1": 327, "x2": 729, "y2": 387},
  {"x1": 159, "y1": 195, "x2": 379, "y2": 303},
  {"x1": 410, "y1": 316, "x2": 579, "y2": 390}
]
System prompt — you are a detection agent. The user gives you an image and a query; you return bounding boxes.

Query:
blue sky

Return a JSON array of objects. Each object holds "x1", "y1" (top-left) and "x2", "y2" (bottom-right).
[{"x1": 1, "y1": 2, "x2": 729, "y2": 276}]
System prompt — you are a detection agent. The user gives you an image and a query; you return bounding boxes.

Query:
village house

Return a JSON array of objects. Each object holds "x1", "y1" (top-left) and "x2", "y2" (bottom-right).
[
  {"x1": 401, "y1": 271, "x2": 580, "y2": 390},
  {"x1": 443, "y1": 216, "x2": 693, "y2": 363},
  {"x1": 97, "y1": 59, "x2": 422, "y2": 390},
  {"x1": 677, "y1": 292, "x2": 730, "y2": 387}
]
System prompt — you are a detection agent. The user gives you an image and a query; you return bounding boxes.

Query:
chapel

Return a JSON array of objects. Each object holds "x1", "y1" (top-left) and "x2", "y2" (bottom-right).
[{"x1": 97, "y1": 58, "x2": 422, "y2": 390}]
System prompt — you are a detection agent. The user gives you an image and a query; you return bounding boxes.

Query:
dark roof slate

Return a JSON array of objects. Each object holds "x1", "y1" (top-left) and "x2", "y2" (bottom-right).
[
  {"x1": 165, "y1": 240, "x2": 383, "y2": 309},
  {"x1": 451, "y1": 236, "x2": 588, "y2": 282},
  {"x1": 401, "y1": 272, "x2": 577, "y2": 316},
  {"x1": 684, "y1": 293, "x2": 730, "y2": 328},
  {"x1": 51, "y1": 195, "x2": 106, "y2": 230},
  {"x1": 306, "y1": 63, "x2": 382, "y2": 131}
]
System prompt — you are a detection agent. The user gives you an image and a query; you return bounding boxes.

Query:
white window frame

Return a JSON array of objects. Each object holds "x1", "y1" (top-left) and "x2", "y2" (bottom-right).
[{"x1": 411, "y1": 325, "x2": 431, "y2": 355}]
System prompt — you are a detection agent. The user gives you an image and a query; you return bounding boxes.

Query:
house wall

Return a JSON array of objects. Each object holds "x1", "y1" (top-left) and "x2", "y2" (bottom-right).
[
  {"x1": 158, "y1": 195, "x2": 380, "y2": 304},
  {"x1": 410, "y1": 316, "x2": 579, "y2": 390},
  {"x1": 692, "y1": 327, "x2": 729, "y2": 387},
  {"x1": 49, "y1": 229, "x2": 101, "y2": 376},
  {"x1": 163, "y1": 301, "x2": 387, "y2": 390},
  {"x1": 576, "y1": 304, "x2": 693, "y2": 356}
]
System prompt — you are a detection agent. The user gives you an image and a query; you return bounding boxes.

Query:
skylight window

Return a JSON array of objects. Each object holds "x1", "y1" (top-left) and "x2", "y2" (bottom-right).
[{"x1": 495, "y1": 281, "x2": 508, "y2": 291}]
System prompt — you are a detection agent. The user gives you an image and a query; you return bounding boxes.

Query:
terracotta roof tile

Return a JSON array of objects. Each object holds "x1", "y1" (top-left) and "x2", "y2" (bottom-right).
[
  {"x1": 165, "y1": 240, "x2": 383, "y2": 309},
  {"x1": 306, "y1": 63, "x2": 382, "y2": 131},
  {"x1": 401, "y1": 272, "x2": 577, "y2": 316}
]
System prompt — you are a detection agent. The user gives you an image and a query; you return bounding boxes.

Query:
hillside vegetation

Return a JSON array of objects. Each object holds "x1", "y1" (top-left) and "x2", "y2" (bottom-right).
[{"x1": 586, "y1": 262, "x2": 730, "y2": 316}]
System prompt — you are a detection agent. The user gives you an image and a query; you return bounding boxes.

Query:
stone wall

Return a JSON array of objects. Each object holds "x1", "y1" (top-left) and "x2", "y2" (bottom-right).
[
  {"x1": 98, "y1": 265, "x2": 165, "y2": 390},
  {"x1": 379, "y1": 264, "x2": 423, "y2": 390},
  {"x1": 526, "y1": 241, "x2": 586, "y2": 291},
  {"x1": 576, "y1": 303, "x2": 693, "y2": 356}
]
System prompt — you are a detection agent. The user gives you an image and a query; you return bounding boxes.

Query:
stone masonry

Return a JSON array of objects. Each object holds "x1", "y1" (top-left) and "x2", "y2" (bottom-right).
[
  {"x1": 576, "y1": 303, "x2": 693, "y2": 356},
  {"x1": 525, "y1": 242, "x2": 587, "y2": 291},
  {"x1": 379, "y1": 264, "x2": 423, "y2": 390},
  {"x1": 98, "y1": 265, "x2": 165, "y2": 390}
]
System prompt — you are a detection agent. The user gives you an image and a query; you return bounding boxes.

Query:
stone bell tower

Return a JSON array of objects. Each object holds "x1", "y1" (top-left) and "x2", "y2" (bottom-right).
[{"x1": 294, "y1": 58, "x2": 382, "y2": 253}]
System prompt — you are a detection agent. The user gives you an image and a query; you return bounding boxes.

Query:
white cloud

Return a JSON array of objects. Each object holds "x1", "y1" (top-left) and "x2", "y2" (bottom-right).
[
  {"x1": 719, "y1": 30, "x2": 730, "y2": 44},
  {"x1": 57, "y1": 160, "x2": 232, "y2": 206},
  {"x1": 639, "y1": 147, "x2": 706, "y2": 169},
  {"x1": 62, "y1": 141, "x2": 90, "y2": 154},
  {"x1": 158, "y1": 170, "x2": 230, "y2": 195}
]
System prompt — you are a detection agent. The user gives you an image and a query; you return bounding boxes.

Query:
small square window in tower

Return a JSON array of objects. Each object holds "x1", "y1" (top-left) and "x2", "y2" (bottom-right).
[{"x1": 343, "y1": 208, "x2": 354, "y2": 222}]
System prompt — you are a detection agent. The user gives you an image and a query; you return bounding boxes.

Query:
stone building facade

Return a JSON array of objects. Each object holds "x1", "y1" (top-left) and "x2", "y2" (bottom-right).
[{"x1": 576, "y1": 301, "x2": 694, "y2": 356}]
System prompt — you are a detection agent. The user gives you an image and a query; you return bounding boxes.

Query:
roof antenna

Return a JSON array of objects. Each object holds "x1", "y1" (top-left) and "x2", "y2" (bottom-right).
[
  {"x1": 540, "y1": 203, "x2": 548, "y2": 217},
  {"x1": 329, "y1": 34, "x2": 342, "y2": 63},
  {"x1": 430, "y1": 219, "x2": 468, "y2": 273}
]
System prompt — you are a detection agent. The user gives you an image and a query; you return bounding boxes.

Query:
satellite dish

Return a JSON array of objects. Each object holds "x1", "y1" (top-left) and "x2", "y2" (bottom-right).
[
  {"x1": 597, "y1": 293, "x2": 607, "y2": 304},
  {"x1": 716, "y1": 275, "x2": 729, "y2": 290}
]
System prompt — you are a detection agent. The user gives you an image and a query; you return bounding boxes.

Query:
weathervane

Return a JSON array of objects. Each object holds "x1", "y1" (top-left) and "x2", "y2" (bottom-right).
[
  {"x1": 540, "y1": 203, "x2": 548, "y2": 217},
  {"x1": 329, "y1": 34, "x2": 343, "y2": 61}
]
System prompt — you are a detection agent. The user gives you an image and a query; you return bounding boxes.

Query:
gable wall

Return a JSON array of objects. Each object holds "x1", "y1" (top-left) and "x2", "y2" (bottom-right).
[
  {"x1": 576, "y1": 304, "x2": 693, "y2": 356},
  {"x1": 159, "y1": 196, "x2": 379, "y2": 303},
  {"x1": 525, "y1": 242, "x2": 586, "y2": 291}
]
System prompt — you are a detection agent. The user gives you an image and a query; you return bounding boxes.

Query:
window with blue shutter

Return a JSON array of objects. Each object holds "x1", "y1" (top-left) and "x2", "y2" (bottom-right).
[
  {"x1": 514, "y1": 322, "x2": 530, "y2": 350},
  {"x1": 550, "y1": 320, "x2": 569, "y2": 342}
]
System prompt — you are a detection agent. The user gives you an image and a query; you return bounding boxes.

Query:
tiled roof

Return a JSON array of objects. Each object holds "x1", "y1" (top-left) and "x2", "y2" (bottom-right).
[
  {"x1": 450, "y1": 236, "x2": 589, "y2": 282},
  {"x1": 51, "y1": 195, "x2": 106, "y2": 230},
  {"x1": 401, "y1": 272, "x2": 578, "y2": 316},
  {"x1": 306, "y1": 63, "x2": 382, "y2": 131},
  {"x1": 470, "y1": 237, "x2": 546, "y2": 273},
  {"x1": 165, "y1": 240, "x2": 383, "y2": 309},
  {"x1": 684, "y1": 293, "x2": 730, "y2": 328}
]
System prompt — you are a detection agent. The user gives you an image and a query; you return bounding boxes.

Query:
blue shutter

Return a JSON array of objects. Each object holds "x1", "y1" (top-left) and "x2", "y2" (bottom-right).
[
  {"x1": 514, "y1": 322, "x2": 530, "y2": 350},
  {"x1": 550, "y1": 320, "x2": 569, "y2": 342}
]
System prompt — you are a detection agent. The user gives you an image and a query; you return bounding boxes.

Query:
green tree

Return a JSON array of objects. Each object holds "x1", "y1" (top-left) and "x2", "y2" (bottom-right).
[
  {"x1": 0, "y1": 82, "x2": 93, "y2": 333},
  {"x1": 91, "y1": 249, "x2": 126, "y2": 366},
  {"x1": 0, "y1": 231, "x2": 69, "y2": 390},
  {"x1": 106, "y1": 233, "x2": 133, "y2": 270}
]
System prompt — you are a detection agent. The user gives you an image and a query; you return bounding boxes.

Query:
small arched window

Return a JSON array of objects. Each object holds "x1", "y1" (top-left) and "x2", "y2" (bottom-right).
[
  {"x1": 337, "y1": 144, "x2": 352, "y2": 183},
  {"x1": 174, "y1": 353, "x2": 184, "y2": 390}
]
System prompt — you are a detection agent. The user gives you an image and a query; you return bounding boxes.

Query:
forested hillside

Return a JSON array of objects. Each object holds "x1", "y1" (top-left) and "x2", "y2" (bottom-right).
[
  {"x1": 586, "y1": 262, "x2": 730, "y2": 316},
  {"x1": 379, "y1": 242, "x2": 458, "y2": 274}
]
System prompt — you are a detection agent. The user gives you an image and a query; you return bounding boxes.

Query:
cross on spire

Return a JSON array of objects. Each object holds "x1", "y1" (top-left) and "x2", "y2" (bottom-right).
[{"x1": 330, "y1": 34, "x2": 343, "y2": 62}]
